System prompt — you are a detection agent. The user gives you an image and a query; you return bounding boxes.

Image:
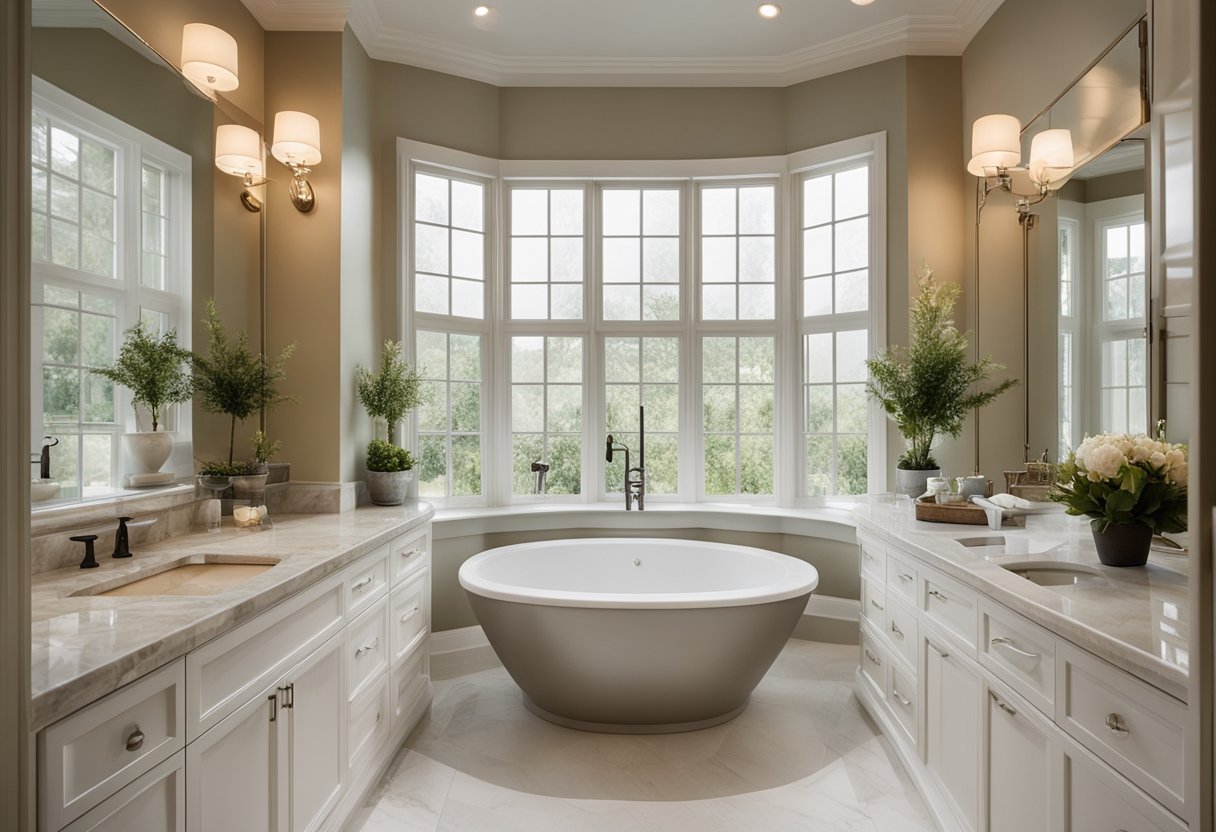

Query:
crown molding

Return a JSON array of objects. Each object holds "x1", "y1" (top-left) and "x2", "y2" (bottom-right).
[
  {"x1": 349, "y1": 0, "x2": 1002, "y2": 87},
  {"x1": 239, "y1": 0, "x2": 350, "y2": 32}
]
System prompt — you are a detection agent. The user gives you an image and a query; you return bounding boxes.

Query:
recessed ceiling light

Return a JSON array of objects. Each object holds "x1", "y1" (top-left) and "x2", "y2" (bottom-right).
[
  {"x1": 757, "y1": 4, "x2": 781, "y2": 18},
  {"x1": 851, "y1": 0, "x2": 876, "y2": 5},
  {"x1": 473, "y1": 4, "x2": 492, "y2": 17}
]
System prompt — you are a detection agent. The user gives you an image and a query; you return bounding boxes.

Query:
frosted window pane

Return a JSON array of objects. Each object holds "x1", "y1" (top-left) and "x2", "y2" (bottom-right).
[
  {"x1": 603, "y1": 285, "x2": 638, "y2": 320},
  {"x1": 550, "y1": 285, "x2": 583, "y2": 319},
  {"x1": 450, "y1": 180, "x2": 483, "y2": 231},
  {"x1": 835, "y1": 217, "x2": 869, "y2": 272},
  {"x1": 835, "y1": 269, "x2": 868, "y2": 313},
  {"x1": 414, "y1": 223, "x2": 449, "y2": 274},
  {"x1": 451, "y1": 278, "x2": 483, "y2": 318},
  {"x1": 548, "y1": 385, "x2": 582, "y2": 432},
  {"x1": 81, "y1": 141, "x2": 115, "y2": 193},
  {"x1": 836, "y1": 330, "x2": 868, "y2": 382},
  {"x1": 51, "y1": 175, "x2": 78, "y2": 220},
  {"x1": 644, "y1": 383, "x2": 678, "y2": 431},
  {"x1": 643, "y1": 237, "x2": 679, "y2": 283},
  {"x1": 512, "y1": 189, "x2": 548, "y2": 235},
  {"x1": 805, "y1": 386, "x2": 833, "y2": 433},
  {"x1": 739, "y1": 237, "x2": 774, "y2": 283},
  {"x1": 604, "y1": 338, "x2": 638, "y2": 383},
  {"x1": 415, "y1": 274, "x2": 448, "y2": 315},
  {"x1": 642, "y1": 285, "x2": 679, "y2": 321},
  {"x1": 603, "y1": 190, "x2": 640, "y2": 236},
  {"x1": 837, "y1": 384, "x2": 868, "y2": 433},
  {"x1": 550, "y1": 238, "x2": 583, "y2": 282},
  {"x1": 1129, "y1": 223, "x2": 1145, "y2": 273},
  {"x1": 803, "y1": 226, "x2": 831, "y2": 276},
  {"x1": 511, "y1": 284, "x2": 547, "y2": 319},
  {"x1": 834, "y1": 166, "x2": 868, "y2": 219},
  {"x1": 1106, "y1": 226, "x2": 1127, "y2": 276},
  {"x1": 416, "y1": 331, "x2": 447, "y2": 377},
  {"x1": 50, "y1": 127, "x2": 79, "y2": 177},
  {"x1": 739, "y1": 284, "x2": 774, "y2": 320},
  {"x1": 701, "y1": 237, "x2": 736, "y2": 283},
  {"x1": 739, "y1": 338, "x2": 773, "y2": 383},
  {"x1": 805, "y1": 333, "x2": 833, "y2": 384},
  {"x1": 512, "y1": 386, "x2": 544, "y2": 432},
  {"x1": 511, "y1": 237, "x2": 548, "y2": 282},
  {"x1": 451, "y1": 334, "x2": 481, "y2": 380},
  {"x1": 603, "y1": 238, "x2": 640, "y2": 283},
  {"x1": 803, "y1": 175, "x2": 832, "y2": 227},
  {"x1": 548, "y1": 338, "x2": 582, "y2": 383},
  {"x1": 740, "y1": 386, "x2": 773, "y2": 432},
  {"x1": 646, "y1": 339, "x2": 679, "y2": 383},
  {"x1": 451, "y1": 229, "x2": 483, "y2": 280},
  {"x1": 739, "y1": 186, "x2": 775, "y2": 234},
  {"x1": 702, "y1": 338, "x2": 736, "y2": 383},
  {"x1": 702, "y1": 285, "x2": 735, "y2": 320},
  {"x1": 701, "y1": 188, "x2": 736, "y2": 235},
  {"x1": 643, "y1": 190, "x2": 679, "y2": 235},
  {"x1": 551, "y1": 190, "x2": 584, "y2": 235},
  {"x1": 415, "y1": 173, "x2": 448, "y2": 225},
  {"x1": 804, "y1": 277, "x2": 831, "y2": 317}
]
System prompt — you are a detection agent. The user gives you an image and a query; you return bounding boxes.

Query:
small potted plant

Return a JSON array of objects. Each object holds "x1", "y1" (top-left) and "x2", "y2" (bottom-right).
[
  {"x1": 866, "y1": 264, "x2": 1017, "y2": 497},
  {"x1": 251, "y1": 430, "x2": 282, "y2": 475},
  {"x1": 91, "y1": 321, "x2": 192, "y2": 479},
  {"x1": 356, "y1": 340, "x2": 425, "y2": 506},
  {"x1": 1052, "y1": 432, "x2": 1188, "y2": 567},
  {"x1": 192, "y1": 300, "x2": 294, "y2": 497}
]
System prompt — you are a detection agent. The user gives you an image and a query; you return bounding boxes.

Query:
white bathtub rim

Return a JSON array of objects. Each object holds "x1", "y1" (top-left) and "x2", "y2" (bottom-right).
[{"x1": 459, "y1": 537, "x2": 820, "y2": 609}]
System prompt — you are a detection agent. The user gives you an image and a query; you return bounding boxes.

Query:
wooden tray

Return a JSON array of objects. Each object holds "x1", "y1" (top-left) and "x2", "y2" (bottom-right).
[{"x1": 915, "y1": 499, "x2": 989, "y2": 525}]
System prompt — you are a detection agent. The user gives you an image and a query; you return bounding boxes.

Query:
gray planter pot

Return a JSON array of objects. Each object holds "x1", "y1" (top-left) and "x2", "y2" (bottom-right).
[
  {"x1": 365, "y1": 468, "x2": 413, "y2": 506},
  {"x1": 266, "y1": 462, "x2": 291, "y2": 484},
  {"x1": 232, "y1": 473, "x2": 269, "y2": 501},
  {"x1": 895, "y1": 467, "x2": 941, "y2": 498}
]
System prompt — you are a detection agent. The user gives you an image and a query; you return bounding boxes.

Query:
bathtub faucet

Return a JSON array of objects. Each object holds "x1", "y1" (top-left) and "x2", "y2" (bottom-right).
[{"x1": 605, "y1": 434, "x2": 645, "y2": 511}]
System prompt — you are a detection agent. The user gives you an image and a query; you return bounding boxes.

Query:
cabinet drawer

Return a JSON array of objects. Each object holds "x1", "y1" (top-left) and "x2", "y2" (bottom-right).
[
  {"x1": 60, "y1": 752, "x2": 184, "y2": 832},
  {"x1": 859, "y1": 622, "x2": 886, "y2": 697},
  {"x1": 346, "y1": 546, "x2": 390, "y2": 620},
  {"x1": 858, "y1": 532, "x2": 885, "y2": 583},
  {"x1": 391, "y1": 646, "x2": 430, "y2": 735},
  {"x1": 348, "y1": 675, "x2": 389, "y2": 773},
  {"x1": 888, "y1": 661, "x2": 917, "y2": 746},
  {"x1": 41, "y1": 659, "x2": 184, "y2": 831},
  {"x1": 921, "y1": 567, "x2": 978, "y2": 652},
  {"x1": 979, "y1": 600, "x2": 1055, "y2": 715},
  {"x1": 390, "y1": 527, "x2": 429, "y2": 587},
  {"x1": 860, "y1": 576, "x2": 886, "y2": 632},
  {"x1": 885, "y1": 550, "x2": 918, "y2": 605},
  {"x1": 348, "y1": 598, "x2": 390, "y2": 701},
  {"x1": 885, "y1": 596, "x2": 918, "y2": 670},
  {"x1": 187, "y1": 574, "x2": 344, "y2": 740},
  {"x1": 390, "y1": 570, "x2": 428, "y2": 666},
  {"x1": 1058, "y1": 645, "x2": 1187, "y2": 816},
  {"x1": 1067, "y1": 750, "x2": 1187, "y2": 832}
]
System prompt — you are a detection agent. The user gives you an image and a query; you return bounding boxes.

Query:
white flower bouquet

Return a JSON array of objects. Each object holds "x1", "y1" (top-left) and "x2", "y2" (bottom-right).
[{"x1": 1052, "y1": 433, "x2": 1187, "y2": 565}]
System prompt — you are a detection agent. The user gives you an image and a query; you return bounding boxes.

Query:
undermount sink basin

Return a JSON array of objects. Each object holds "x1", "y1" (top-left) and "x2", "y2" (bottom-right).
[
  {"x1": 71, "y1": 556, "x2": 280, "y2": 598},
  {"x1": 955, "y1": 535, "x2": 1064, "y2": 558},
  {"x1": 999, "y1": 560, "x2": 1104, "y2": 588}
]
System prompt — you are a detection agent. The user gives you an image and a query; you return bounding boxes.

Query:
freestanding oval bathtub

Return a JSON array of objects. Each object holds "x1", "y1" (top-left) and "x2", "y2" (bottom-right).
[{"x1": 459, "y1": 538, "x2": 819, "y2": 733}]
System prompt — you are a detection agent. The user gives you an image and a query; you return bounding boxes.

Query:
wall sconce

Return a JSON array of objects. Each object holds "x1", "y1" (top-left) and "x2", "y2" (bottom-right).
[
  {"x1": 181, "y1": 23, "x2": 239, "y2": 100},
  {"x1": 1028, "y1": 128, "x2": 1075, "y2": 191},
  {"x1": 271, "y1": 111, "x2": 321, "y2": 213},
  {"x1": 967, "y1": 113, "x2": 1075, "y2": 219},
  {"x1": 214, "y1": 124, "x2": 264, "y2": 212}
]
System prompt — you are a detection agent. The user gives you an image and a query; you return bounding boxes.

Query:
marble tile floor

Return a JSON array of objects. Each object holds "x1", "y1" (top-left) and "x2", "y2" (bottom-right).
[{"x1": 345, "y1": 640, "x2": 937, "y2": 832}]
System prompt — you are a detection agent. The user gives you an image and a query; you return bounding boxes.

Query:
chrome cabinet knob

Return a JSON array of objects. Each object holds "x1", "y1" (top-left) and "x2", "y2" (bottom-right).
[{"x1": 1105, "y1": 713, "x2": 1130, "y2": 737}]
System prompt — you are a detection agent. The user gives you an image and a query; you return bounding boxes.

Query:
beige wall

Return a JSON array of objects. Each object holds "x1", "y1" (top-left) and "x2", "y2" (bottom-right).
[{"x1": 962, "y1": 0, "x2": 1147, "y2": 475}]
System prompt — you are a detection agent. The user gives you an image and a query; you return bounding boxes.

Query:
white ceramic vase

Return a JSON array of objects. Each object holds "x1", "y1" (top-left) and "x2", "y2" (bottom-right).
[{"x1": 123, "y1": 431, "x2": 174, "y2": 474}]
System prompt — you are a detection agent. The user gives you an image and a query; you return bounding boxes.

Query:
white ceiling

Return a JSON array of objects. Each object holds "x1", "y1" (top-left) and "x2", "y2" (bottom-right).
[{"x1": 240, "y1": 0, "x2": 1005, "y2": 87}]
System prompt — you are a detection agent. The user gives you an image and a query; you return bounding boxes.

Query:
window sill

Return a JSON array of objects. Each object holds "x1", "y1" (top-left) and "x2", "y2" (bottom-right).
[{"x1": 432, "y1": 500, "x2": 860, "y2": 542}]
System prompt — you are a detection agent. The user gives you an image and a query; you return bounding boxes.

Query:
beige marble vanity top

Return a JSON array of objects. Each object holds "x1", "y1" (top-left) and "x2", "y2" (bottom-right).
[
  {"x1": 30, "y1": 502, "x2": 433, "y2": 732},
  {"x1": 853, "y1": 502, "x2": 1189, "y2": 701}
]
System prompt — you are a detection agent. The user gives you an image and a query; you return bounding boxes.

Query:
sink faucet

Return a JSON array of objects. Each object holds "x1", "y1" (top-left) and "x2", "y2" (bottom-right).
[
  {"x1": 606, "y1": 406, "x2": 646, "y2": 510},
  {"x1": 530, "y1": 460, "x2": 550, "y2": 495},
  {"x1": 31, "y1": 435, "x2": 58, "y2": 479}
]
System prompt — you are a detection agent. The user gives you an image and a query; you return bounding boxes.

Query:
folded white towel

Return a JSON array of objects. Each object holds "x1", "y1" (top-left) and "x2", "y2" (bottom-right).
[{"x1": 985, "y1": 493, "x2": 1032, "y2": 510}]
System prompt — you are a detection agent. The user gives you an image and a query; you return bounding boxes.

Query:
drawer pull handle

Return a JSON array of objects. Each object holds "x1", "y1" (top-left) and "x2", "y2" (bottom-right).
[
  {"x1": 870, "y1": 599, "x2": 884, "y2": 612},
  {"x1": 1105, "y1": 713, "x2": 1130, "y2": 737},
  {"x1": 864, "y1": 648, "x2": 882, "y2": 666},
  {"x1": 928, "y1": 589, "x2": 948, "y2": 603},
  {"x1": 890, "y1": 621, "x2": 904, "y2": 640},
  {"x1": 898, "y1": 572, "x2": 913, "y2": 583},
  {"x1": 400, "y1": 606, "x2": 421, "y2": 623},
  {"x1": 352, "y1": 576, "x2": 375, "y2": 592},
  {"x1": 124, "y1": 729, "x2": 145, "y2": 752},
  {"x1": 891, "y1": 688, "x2": 911, "y2": 707},
  {"x1": 990, "y1": 637, "x2": 1040, "y2": 661},
  {"x1": 930, "y1": 644, "x2": 949, "y2": 659},
  {"x1": 269, "y1": 694, "x2": 278, "y2": 723},
  {"x1": 355, "y1": 637, "x2": 380, "y2": 658},
  {"x1": 277, "y1": 683, "x2": 294, "y2": 709},
  {"x1": 400, "y1": 548, "x2": 421, "y2": 559}
]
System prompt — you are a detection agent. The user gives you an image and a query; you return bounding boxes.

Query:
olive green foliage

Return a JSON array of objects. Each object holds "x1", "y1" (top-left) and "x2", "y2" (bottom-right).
[
  {"x1": 192, "y1": 299, "x2": 296, "y2": 464},
  {"x1": 90, "y1": 321, "x2": 192, "y2": 431},
  {"x1": 252, "y1": 430, "x2": 282, "y2": 464},
  {"x1": 1053, "y1": 454, "x2": 1187, "y2": 534},
  {"x1": 356, "y1": 340, "x2": 426, "y2": 442},
  {"x1": 198, "y1": 460, "x2": 253, "y2": 477},
  {"x1": 367, "y1": 438, "x2": 415, "y2": 473},
  {"x1": 866, "y1": 266, "x2": 1017, "y2": 471}
]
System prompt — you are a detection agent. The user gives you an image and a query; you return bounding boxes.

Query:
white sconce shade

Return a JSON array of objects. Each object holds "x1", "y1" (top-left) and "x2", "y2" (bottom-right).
[
  {"x1": 214, "y1": 124, "x2": 263, "y2": 178},
  {"x1": 181, "y1": 23, "x2": 239, "y2": 95},
  {"x1": 271, "y1": 111, "x2": 322, "y2": 167},
  {"x1": 1028, "y1": 128, "x2": 1074, "y2": 187},
  {"x1": 967, "y1": 114, "x2": 1022, "y2": 176}
]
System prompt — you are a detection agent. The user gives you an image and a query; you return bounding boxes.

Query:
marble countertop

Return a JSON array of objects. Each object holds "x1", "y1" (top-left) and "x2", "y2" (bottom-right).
[
  {"x1": 852, "y1": 502, "x2": 1189, "y2": 701},
  {"x1": 31, "y1": 502, "x2": 434, "y2": 732}
]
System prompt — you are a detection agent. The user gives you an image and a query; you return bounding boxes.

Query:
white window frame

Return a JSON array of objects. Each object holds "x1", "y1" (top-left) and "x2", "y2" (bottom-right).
[
  {"x1": 31, "y1": 78, "x2": 192, "y2": 504},
  {"x1": 1056, "y1": 209, "x2": 1083, "y2": 453},
  {"x1": 398, "y1": 133, "x2": 887, "y2": 509}
]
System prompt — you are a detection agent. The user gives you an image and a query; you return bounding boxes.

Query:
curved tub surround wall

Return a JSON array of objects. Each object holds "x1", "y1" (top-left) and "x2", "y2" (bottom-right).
[
  {"x1": 460, "y1": 538, "x2": 818, "y2": 733},
  {"x1": 430, "y1": 507, "x2": 860, "y2": 642}
]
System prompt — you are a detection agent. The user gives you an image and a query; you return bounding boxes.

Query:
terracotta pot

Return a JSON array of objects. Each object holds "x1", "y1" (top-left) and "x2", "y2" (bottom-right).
[{"x1": 1091, "y1": 521, "x2": 1153, "y2": 567}]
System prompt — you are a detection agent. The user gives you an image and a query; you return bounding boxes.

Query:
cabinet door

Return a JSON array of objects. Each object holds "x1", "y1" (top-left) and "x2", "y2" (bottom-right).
[
  {"x1": 62, "y1": 753, "x2": 184, "y2": 832},
  {"x1": 924, "y1": 637, "x2": 981, "y2": 832},
  {"x1": 987, "y1": 691, "x2": 1052, "y2": 832},
  {"x1": 187, "y1": 685, "x2": 283, "y2": 832},
  {"x1": 286, "y1": 633, "x2": 346, "y2": 832}
]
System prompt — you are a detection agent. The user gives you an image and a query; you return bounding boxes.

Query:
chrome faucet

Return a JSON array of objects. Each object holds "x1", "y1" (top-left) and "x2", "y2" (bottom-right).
[
  {"x1": 606, "y1": 406, "x2": 646, "y2": 510},
  {"x1": 530, "y1": 459, "x2": 550, "y2": 495}
]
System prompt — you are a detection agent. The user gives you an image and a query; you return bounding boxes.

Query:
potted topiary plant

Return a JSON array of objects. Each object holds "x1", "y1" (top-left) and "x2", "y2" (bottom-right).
[
  {"x1": 91, "y1": 321, "x2": 192, "y2": 480},
  {"x1": 192, "y1": 299, "x2": 295, "y2": 498},
  {"x1": 866, "y1": 264, "x2": 1018, "y2": 497},
  {"x1": 251, "y1": 430, "x2": 282, "y2": 476},
  {"x1": 356, "y1": 340, "x2": 425, "y2": 506}
]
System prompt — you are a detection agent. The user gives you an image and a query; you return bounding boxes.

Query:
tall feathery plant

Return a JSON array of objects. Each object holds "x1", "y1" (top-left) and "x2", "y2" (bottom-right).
[
  {"x1": 356, "y1": 340, "x2": 426, "y2": 443},
  {"x1": 91, "y1": 321, "x2": 192, "y2": 432},
  {"x1": 866, "y1": 265, "x2": 1017, "y2": 470}
]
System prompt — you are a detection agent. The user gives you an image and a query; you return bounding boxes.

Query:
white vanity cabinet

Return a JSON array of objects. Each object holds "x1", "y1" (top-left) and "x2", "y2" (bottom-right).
[
  {"x1": 38, "y1": 519, "x2": 433, "y2": 832},
  {"x1": 854, "y1": 527, "x2": 1189, "y2": 832}
]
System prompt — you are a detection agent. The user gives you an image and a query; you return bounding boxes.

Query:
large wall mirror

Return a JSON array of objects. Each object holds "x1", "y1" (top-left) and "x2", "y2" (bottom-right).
[
  {"x1": 29, "y1": 0, "x2": 264, "y2": 507},
  {"x1": 1019, "y1": 19, "x2": 1172, "y2": 458}
]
